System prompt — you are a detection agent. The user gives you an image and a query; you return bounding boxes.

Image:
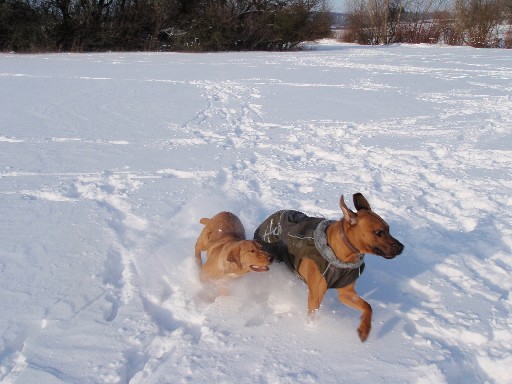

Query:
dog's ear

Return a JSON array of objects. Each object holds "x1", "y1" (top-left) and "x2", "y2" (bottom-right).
[
  {"x1": 340, "y1": 195, "x2": 358, "y2": 225},
  {"x1": 227, "y1": 246, "x2": 243, "y2": 269},
  {"x1": 353, "y1": 193, "x2": 372, "y2": 211}
]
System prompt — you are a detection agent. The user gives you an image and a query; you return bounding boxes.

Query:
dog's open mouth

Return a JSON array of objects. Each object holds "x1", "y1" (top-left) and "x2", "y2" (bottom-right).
[
  {"x1": 250, "y1": 265, "x2": 269, "y2": 272},
  {"x1": 372, "y1": 246, "x2": 396, "y2": 259}
]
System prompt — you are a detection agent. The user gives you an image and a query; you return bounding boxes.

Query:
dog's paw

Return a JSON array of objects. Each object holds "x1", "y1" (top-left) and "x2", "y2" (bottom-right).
[
  {"x1": 357, "y1": 326, "x2": 370, "y2": 342},
  {"x1": 306, "y1": 309, "x2": 319, "y2": 326}
]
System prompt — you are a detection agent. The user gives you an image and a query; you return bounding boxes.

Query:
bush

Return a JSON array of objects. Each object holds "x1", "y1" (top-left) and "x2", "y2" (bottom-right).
[
  {"x1": 0, "y1": 0, "x2": 333, "y2": 52},
  {"x1": 454, "y1": 0, "x2": 505, "y2": 47},
  {"x1": 0, "y1": 0, "x2": 49, "y2": 52},
  {"x1": 505, "y1": 27, "x2": 512, "y2": 48},
  {"x1": 342, "y1": 0, "x2": 509, "y2": 48}
]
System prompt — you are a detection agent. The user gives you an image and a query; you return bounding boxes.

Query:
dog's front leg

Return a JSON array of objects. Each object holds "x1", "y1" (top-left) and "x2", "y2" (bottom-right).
[
  {"x1": 298, "y1": 259, "x2": 328, "y2": 317},
  {"x1": 337, "y1": 282, "x2": 372, "y2": 342},
  {"x1": 307, "y1": 282, "x2": 328, "y2": 316}
]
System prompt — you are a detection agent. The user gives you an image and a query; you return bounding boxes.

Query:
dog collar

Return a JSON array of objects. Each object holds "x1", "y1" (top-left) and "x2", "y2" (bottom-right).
[
  {"x1": 314, "y1": 220, "x2": 365, "y2": 270},
  {"x1": 339, "y1": 220, "x2": 362, "y2": 255}
]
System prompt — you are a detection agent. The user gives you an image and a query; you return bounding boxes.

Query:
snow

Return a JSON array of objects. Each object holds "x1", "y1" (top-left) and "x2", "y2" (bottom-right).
[{"x1": 1, "y1": 40, "x2": 511, "y2": 383}]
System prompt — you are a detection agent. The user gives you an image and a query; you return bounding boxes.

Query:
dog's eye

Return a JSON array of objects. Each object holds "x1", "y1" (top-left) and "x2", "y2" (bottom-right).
[{"x1": 375, "y1": 230, "x2": 385, "y2": 237}]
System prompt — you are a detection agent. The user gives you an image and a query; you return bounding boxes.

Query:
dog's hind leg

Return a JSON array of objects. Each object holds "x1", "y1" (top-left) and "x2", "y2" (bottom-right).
[{"x1": 337, "y1": 282, "x2": 373, "y2": 342}]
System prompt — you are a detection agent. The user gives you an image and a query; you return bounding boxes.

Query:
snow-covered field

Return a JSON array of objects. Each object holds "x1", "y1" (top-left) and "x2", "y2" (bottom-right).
[{"x1": 1, "y1": 41, "x2": 511, "y2": 383}]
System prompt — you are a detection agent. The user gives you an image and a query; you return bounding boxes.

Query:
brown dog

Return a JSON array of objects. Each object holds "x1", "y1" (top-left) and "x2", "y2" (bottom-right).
[
  {"x1": 253, "y1": 193, "x2": 404, "y2": 341},
  {"x1": 195, "y1": 211, "x2": 273, "y2": 283}
]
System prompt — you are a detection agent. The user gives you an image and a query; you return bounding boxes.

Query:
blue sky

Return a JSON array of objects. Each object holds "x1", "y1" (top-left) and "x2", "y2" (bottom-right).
[{"x1": 330, "y1": 0, "x2": 345, "y2": 12}]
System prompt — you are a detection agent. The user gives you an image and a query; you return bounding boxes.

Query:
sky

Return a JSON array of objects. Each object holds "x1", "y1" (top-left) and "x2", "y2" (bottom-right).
[
  {"x1": 329, "y1": 0, "x2": 454, "y2": 13},
  {"x1": 330, "y1": 0, "x2": 346, "y2": 12}
]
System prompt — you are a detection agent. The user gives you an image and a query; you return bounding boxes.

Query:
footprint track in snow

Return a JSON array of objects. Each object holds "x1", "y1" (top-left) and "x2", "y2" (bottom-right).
[{"x1": 185, "y1": 80, "x2": 265, "y2": 144}]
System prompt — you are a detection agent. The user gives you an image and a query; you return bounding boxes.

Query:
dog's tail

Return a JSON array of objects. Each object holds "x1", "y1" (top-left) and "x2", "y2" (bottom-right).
[{"x1": 199, "y1": 218, "x2": 210, "y2": 225}]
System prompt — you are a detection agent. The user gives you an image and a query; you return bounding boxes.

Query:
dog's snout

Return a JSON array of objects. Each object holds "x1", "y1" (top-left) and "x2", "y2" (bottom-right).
[{"x1": 393, "y1": 241, "x2": 404, "y2": 255}]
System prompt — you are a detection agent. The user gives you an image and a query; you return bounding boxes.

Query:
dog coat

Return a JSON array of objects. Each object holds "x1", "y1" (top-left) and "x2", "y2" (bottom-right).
[{"x1": 254, "y1": 210, "x2": 365, "y2": 289}]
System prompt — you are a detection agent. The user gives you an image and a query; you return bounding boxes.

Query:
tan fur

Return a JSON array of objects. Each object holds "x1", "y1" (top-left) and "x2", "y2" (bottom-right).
[
  {"x1": 195, "y1": 211, "x2": 273, "y2": 283},
  {"x1": 296, "y1": 194, "x2": 403, "y2": 342}
]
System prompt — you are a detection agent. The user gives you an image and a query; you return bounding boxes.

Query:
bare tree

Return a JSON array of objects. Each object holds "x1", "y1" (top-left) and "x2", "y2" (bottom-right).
[
  {"x1": 454, "y1": 0, "x2": 505, "y2": 47},
  {"x1": 344, "y1": 0, "x2": 403, "y2": 44}
]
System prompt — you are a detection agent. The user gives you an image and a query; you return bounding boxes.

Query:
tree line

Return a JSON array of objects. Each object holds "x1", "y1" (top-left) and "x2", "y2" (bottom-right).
[
  {"x1": 0, "y1": 0, "x2": 332, "y2": 52},
  {"x1": 341, "y1": 0, "x2": 512, "y2": 48}
]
